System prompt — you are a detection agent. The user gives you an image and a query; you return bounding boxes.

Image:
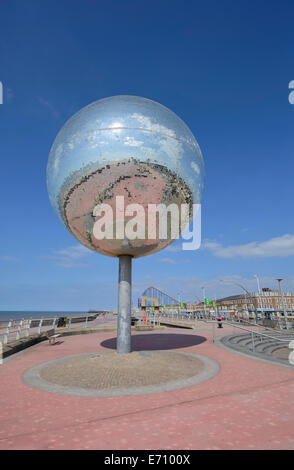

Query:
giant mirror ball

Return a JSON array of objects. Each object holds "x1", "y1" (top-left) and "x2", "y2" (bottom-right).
[{"x1": 46, "y1": 95, "x2": 205, "y2": 258}]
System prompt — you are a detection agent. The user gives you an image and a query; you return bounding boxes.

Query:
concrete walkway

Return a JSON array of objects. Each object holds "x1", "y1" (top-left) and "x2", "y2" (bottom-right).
[{"x1": 0, "y1": 324, "x2": 293, "y2": 450}]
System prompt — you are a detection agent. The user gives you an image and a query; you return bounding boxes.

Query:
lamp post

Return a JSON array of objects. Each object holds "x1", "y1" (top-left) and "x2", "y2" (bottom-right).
[
  {"x1": 220, "y1": 279, "x2": 258, "y2": 323},
  {"x1": 177, "y1": 292, "x2": 181, "y2": 318},
  {"x1": 213, "y1": 296, "x2": 218, "y2": 319},
  {"x1": 254, "y1": 274, "x2": 263, "y2": 317},
  {"x1": 194, "y1": 294, "x2": 203, "y2": 319},
  {"x1": 276, "y1": 278, "x2": 289, "y2": 330},
  {"x1": 201, "y1": 283, "x2": 212, "y2": 318},
  {"x1": 202, "y1": 286, "x2": 207, "y2": 319}
]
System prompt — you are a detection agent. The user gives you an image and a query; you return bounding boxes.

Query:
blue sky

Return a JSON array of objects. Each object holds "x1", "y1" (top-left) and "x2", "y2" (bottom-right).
[{"x1": 1, "y1": 0, "x2": 294, "y2": 311}]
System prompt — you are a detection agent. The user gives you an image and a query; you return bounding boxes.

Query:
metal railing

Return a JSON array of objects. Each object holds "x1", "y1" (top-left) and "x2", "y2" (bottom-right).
[
  {"x1": 223, "y1": 318, "x2": 291, "y2": 335},
  {"x1": 209, "y1": 320, "x2": 294, "y2": 352},
  {"x1": 160, "y1": 310, "x2": 198, "y2": 323},
  {"x1": 142, "y1": 311, "x2": 161, "y2": 326},
  {"x1": 0, "y1": 312, "x2": 114, "y2": 345}
]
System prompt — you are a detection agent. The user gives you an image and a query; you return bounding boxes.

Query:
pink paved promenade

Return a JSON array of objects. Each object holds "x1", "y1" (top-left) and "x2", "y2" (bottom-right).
[{"x1": 0, "y1": 324, "x2": 294, "y2": 450}]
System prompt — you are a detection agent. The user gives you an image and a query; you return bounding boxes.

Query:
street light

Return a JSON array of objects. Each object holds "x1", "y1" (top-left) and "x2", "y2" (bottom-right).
[
  {"x1": 254, "y1": 274, "x2": 264, "y2": 315},
  {"x1": 201, "y1": 286, "x2": 208, "y2": 318},
  {"x1": 191, "y1": 293, "x2": 203, "y2": 320},
  {"x1": 220, "y1": 279, "x2": 258, "y2": 322},
  {"x1": 276, "y1": 278, "x2": 289, "y2": 329},
  {"x1": 177, "y1": 292, "x2": 182, "y2": 318}
]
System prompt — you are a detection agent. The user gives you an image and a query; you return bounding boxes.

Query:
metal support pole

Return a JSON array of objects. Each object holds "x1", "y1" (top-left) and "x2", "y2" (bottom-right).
[
  {"x1": 117, "y1": 255, "x2": 132, "y2": 354},
  {"x1": 276, "y1": 279, "x2": 288, "y2": 330},
  {"x1": 251, "y1": 332, "x2": 255, "y2": 351},
  {"x1": 202, "y1": 287, "x2": 206, "y2": 319}
]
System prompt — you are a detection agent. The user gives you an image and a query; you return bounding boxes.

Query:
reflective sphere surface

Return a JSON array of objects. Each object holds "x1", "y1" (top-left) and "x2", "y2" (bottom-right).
[{"x1": 47, "y1": 95, "x2": 205, "y2": 257}]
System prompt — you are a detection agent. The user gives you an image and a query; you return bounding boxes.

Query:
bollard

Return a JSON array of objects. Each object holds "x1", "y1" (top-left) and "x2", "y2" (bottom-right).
[
  {"x1": 6, "y1": 322, "x2": 11, "y2": 335},
  {"x1": 25, "y1": 320, "x2": 31, "y2": 337},
  {"x1": 38, "y1": 319, "x2": 43, "y2": 335},
  {"x1": 16, "y1": 321, "x2": 21, "y2": 340}
]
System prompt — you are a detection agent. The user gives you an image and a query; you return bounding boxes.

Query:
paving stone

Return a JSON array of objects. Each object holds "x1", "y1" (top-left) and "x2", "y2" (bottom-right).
[{"x1": 0, "y1": 325, "x2": 294, "y2": 450}]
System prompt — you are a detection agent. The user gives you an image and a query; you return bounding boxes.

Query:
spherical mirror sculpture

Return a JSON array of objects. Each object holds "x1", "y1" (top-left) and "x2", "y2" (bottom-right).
[{"x1": 47, "y1": 95, "x2": 205, "y2": 353}]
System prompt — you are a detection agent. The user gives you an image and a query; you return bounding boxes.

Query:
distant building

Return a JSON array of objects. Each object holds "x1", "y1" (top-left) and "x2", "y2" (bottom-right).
[
  {"x1": 185, "y1": 288, "x2": 294, "y2": 319},
  {"x1": 216, "y1": 288, "x2": 294, "y2": 313}
]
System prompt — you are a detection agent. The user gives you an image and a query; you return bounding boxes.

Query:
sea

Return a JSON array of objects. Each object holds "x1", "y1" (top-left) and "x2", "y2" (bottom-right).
[{"x1": 0, "y1": 311, "x2": 89, "y2": 323}]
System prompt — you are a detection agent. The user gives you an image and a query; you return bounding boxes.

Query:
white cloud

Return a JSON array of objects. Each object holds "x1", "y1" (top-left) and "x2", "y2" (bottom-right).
[
  {"x1": 191, "y1": 161, "x2": 200, "y2": 175},
  {"x1": 109, "y1": 121, "x2": 124, "y2": 128},
  {"x1": 53, "y1": 245, "x2": 91, "y2": 259},
  {"x1": 48, "y1": 245, "x2": 93, "y2": 268},
  {"x1": 130, "y1": 113, "x2": 176, "y2": 139},
  {"x1": 164, "y1": 243, "x2": 182, "y2": 253},
  {"x1": 158, "y1": 136, "x2": 183, "y2": 164},
  {"x1": 203, "y1": 234, "x2": 294, "y2": 258},
  {"x1": 124, "y1": 136, "x2": 144, "y2": 147},
  {"x1": 0, "y1": 255, "x2": 18, "y2": 262},
  {"x1": 108, "y1": 121, "x2": 124, "y2": 136},
  {"x1": 161, "y1": 257, "x2": 177, "y2": 264},
  {"x1": 160, "y1": 256, "x2": 191, "y2": 265},
  {"x1": 52, "y1": 143, "x2": 63, "y2": 174},
  {"x1": 129, "y1": 112, "x2": 184, "y2": 163}
]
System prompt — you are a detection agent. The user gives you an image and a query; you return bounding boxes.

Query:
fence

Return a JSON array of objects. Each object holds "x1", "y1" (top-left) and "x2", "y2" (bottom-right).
[
  {"x1": 208, "y1": 319, "x2": 294, "y2": 352},
  {"x1": 145, "y1": 311, "x2": 161, "y2": 326},
  {"x1": 0, "y1": 312, "x2": 114, "y2": 345}
]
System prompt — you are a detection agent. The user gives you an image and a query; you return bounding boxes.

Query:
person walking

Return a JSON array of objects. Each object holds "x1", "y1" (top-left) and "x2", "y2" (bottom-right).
[{"x1": 217, "y1": 315, "x2": 223, "y2": 328}]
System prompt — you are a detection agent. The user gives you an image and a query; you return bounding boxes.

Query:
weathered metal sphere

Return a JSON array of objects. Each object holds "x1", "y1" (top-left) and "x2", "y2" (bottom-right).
[{"x1": 46, "y1": 95, "x2": 205, "y2": 257}]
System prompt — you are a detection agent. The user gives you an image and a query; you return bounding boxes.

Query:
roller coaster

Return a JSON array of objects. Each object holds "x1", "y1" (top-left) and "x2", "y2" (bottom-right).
[{"x1": 138, "y1": 286, "x2": 181, "y2": 311}]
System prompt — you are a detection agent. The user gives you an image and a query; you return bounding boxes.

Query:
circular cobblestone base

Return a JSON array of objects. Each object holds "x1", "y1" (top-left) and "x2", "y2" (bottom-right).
[{"x1": 22, "y1": 350, "x2": 220, "y2": 397}]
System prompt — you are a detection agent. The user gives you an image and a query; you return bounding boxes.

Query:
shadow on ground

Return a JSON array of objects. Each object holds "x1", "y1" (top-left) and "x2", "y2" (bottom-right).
[{"x1": 100, "y1": 333, "x2": 206, "y2": 351}]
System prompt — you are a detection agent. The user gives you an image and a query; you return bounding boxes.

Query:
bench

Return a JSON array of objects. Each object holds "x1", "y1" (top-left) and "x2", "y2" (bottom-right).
[{"x1": 46, "y1": 329, "x2": 61, "y2": 345}]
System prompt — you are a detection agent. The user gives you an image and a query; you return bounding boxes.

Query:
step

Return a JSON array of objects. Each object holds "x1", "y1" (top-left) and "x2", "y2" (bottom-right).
[
  {"x1": 227, "y1": 334, "x2": 251, "y2": 345},
  {"x1": 254, "y1": 340, "x2": 279, "y2": 353}
]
